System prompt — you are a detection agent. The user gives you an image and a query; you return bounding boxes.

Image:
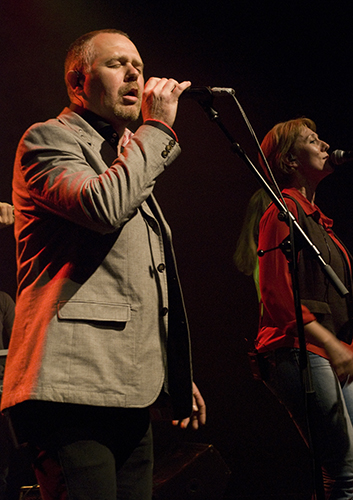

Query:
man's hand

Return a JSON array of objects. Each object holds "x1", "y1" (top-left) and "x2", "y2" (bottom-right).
[
  {"x1": 172, "y1": 382, "x2": 206, "y2": 430},
  {"x1": 0, "y1": 202, "x2": 14, "y2": 229},
  {"x1": 141, "y1": 77, "x2": 191, "y2": 128}
]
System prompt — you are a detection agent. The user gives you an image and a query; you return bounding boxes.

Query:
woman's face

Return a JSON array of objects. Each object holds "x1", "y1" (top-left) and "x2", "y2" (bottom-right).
[{"x1": 291, "y1": 126, "x2": 332, "y2": 180}]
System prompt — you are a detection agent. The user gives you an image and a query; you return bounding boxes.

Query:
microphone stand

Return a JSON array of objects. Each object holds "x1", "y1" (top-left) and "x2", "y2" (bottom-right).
[{"x1": 194, "y1": 94, "x2": 349, "y2": 500}]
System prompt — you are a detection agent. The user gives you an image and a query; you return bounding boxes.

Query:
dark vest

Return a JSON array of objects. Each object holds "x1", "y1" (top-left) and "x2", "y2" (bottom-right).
[{"x1": 284, "y1": 194, "x2": 353, "y2": 344}]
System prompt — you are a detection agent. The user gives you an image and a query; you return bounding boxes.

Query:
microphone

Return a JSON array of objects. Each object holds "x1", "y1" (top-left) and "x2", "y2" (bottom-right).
[
  {"x1": 330, "y1": 150, "x2": 353, "y2": 166},
  {"x1": 180, "y1": 86, "x2": 235, "y2": 100}
]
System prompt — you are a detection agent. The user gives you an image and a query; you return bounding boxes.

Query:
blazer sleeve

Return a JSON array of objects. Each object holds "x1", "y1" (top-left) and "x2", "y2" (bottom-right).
[{"x1": 15, "y1": 121, "x2": 180, "y2": 234}]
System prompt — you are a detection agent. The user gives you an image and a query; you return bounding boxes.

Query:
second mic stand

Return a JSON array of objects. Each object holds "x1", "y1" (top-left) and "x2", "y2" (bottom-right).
[{"x1": 196, "y1": 96, "x2": 349, "y2": 500}]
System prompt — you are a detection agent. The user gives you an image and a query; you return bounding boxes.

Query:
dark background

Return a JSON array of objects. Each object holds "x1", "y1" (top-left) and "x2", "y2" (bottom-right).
[{"x1": 1, "y1": 1, "x2": 353, "y2": 498}]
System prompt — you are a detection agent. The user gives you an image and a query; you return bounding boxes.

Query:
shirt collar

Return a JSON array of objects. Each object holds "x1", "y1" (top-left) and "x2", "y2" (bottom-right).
[
  {"x1": 283, "y1": 187, "x2": 333, "y2": 229},
  {"x1": 69, "y1": 104, "x2": 119, "y2": 151}
]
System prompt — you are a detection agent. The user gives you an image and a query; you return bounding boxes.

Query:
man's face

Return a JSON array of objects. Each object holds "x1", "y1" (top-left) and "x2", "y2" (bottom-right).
[{"x1": 82, "y1": 33, "x2": 144, "y2": 127}]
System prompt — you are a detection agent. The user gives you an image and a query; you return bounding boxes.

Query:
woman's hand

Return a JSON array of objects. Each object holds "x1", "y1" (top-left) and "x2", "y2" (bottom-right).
[
  {"x1": 322, "y1": 336, "x2": 353, "y2": 380},
  {"x1": 305, "y1": 320, "x2": 353, "y2": 380}
]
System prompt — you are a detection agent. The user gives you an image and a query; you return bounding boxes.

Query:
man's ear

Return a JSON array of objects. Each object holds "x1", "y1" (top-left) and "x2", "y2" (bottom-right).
[{"x1": 66, "y1": 70, "x2": 85, "y2": 93}]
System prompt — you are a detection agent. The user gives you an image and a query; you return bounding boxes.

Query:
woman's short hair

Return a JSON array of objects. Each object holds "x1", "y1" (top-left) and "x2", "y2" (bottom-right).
[{"x1": 259, "y1": 117, "x2": 316, "y2": 188}]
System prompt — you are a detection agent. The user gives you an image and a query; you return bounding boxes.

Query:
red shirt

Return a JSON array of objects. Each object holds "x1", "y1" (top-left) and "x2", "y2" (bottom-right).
[{"x1": 255, "y1": 188, "x2": 352, "y2": 357}]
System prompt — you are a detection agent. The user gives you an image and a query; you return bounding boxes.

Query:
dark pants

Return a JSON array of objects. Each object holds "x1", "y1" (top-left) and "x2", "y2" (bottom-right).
[
  {"x1": 0, "y1": 411, "x2": 13, "y2": 500},
  {"x1": 9, "y1": 401, "x2": 153, "y2": 500}
]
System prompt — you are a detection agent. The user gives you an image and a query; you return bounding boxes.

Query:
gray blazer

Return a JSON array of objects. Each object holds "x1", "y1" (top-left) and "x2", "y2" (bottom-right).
[{"x1": 1, "y1": 108, "x2": 193, "y2": 419}]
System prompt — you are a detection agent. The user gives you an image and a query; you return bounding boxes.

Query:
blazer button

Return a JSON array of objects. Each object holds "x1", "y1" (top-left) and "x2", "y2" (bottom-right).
[
  {"x1": 157, "y1": 263, "x2": 166, "y2": 273},
  {"x1": 161, "y1": 307, "x2": 169, "y2": 316},
  {"x1": 161, "y1": 150, "x2": 168, "y2": 158}
]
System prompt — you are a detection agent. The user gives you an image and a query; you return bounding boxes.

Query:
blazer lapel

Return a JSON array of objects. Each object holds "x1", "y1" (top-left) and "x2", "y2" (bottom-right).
[{"x1": 57, "y1": 108, "x2": 117, "y2": 167}]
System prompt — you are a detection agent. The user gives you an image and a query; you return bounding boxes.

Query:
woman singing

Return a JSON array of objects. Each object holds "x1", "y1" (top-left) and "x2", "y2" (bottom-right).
[{"x1": 256, "y1": 117, "x2": 353, "y2": 499}]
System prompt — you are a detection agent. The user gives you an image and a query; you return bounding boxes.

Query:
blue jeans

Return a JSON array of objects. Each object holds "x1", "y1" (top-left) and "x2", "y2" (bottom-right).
[{"x1": 262, "y1": 348, "x2": 353, "y2": 500}]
